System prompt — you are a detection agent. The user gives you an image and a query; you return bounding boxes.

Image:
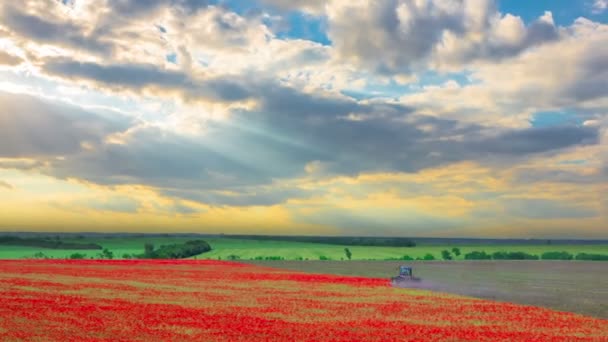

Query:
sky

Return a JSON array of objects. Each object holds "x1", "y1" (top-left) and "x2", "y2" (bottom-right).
[{"x1": 0, "y1": 0, "x2": 607, "y2": 238}]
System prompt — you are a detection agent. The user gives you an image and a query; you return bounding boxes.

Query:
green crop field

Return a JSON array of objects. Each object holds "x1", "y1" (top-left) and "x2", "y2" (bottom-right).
[{"x1": 0, "y1": 236, "x2": 606, "y2": 260}]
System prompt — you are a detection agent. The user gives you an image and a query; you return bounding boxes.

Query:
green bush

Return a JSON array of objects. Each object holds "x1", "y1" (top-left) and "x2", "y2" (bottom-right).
[
  {"x1": 423, "y1": 253, "x2": 435, "y2": 261},
  {"x1": 262, "y1": 256, "x2": 284, "y2": 260},
  {"x1": 575, "y1": 253, "x2": 608, "y2": 261},
  {"x1": 492, "y1": 251, "x2": 539, "y2": 260},
  {"x1": 319, "y1": 255, "x2": 331, "y2": 261},
  {"x1": 97, "y1": 248, "x2": 114, "y2": 260},
  {"x1": 226, "y1": 254, "x2": 240, "y2": 260},
  {"x1": 441, "y1": 250, "x2": 453, "y2": 260},
  {"x1": 451, "y1": 247, "x2": 461, "y2": 256},
  {"x1": 541, "y1": 251, "x2": 574, "y2": 260},
  {"x1": 464, "y1": 251, "x2": 492, "y2": 260},
  {"x1": 69, "y1": 253, "x2": 87, "y2": 259}
]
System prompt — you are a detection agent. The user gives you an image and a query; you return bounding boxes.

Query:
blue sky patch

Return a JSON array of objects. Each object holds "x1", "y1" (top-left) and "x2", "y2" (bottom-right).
[
  {"x1": 499, "y1": 0, "x2": 607, "y2": 25},
  {"x1": 530, "y1": 110, "x2": 584, "y2": 128}
]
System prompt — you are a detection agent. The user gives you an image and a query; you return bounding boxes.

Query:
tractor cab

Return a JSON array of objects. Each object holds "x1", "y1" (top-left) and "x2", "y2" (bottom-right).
[
  {"x1": 399, "y1": 266, "x2": 413, "y2": 277},
  {"x1": 391, "y1": 265, "x2": 421, "y2": 285}
]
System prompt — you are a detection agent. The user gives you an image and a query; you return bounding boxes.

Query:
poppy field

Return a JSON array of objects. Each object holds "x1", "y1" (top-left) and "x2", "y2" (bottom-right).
[{"x1": 0, "y1": 260, "x2": 606, "y2": 341}]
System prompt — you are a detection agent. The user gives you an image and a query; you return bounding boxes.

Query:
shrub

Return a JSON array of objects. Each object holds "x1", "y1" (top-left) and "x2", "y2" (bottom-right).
[
  {"x1": 226, "y1": 254, "x2": 240, "y2": 260},
  {"x1": 69, "y1": 253, "x2": 87, "y2": 259},
  {"x1": 464, "y1": 251, "x2": 492, "y2": 260},
  {"x1": 541, "y1": 251, "x2": 573, "y2": 260},
  {"x1": 423, "y1": 253, "x2": 435, "y2": 261},
  {"x1": 441, "y1": 250, "x2": 453, "y2": 260},
  {"x1": 97, "y1": 248, "x2": 114, "y2": 260},
  {"x1": 575, "y1": 253, "x2": 608, "y2": 261},
  {"x1": 451, "y1": 247, "x2": 461, "y2": 256},
  {"x1": 319, "y1": 255, "x2": 331, "y2": 261},
  {"x1": 492, "y1": 251, "x2": 539, "y2": 260}
]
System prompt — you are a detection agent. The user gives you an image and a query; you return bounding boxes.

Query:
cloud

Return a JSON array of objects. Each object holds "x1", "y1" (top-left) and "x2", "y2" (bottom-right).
[
  {"x1": 399, "y1": 18, "x2": 608, "y2": 127},
  {"x1": 0, "y1": 51, "x2": 22, "y2": 66},
  {"x1": 504, "y1": 198, "x2": 598, "y2": 219},
  {"x1": 468, "y1": 126, "x2": 598, "y2": 155},
  {"x1": 0, "y1": 180, "x2": 13, "y2": 189},
  {"x1": 259, "y1": 0, "x2": 326, "y2": 14},
  {"x1": 77, "y1": 196, "x2": 141, "y2": 213},
  {"x1": 0, "y1": 91, "x2": 133, "y2": 158},
  {"x1": 33, "y1": 80, "x2": 599, "y2": 206},
  {"x1": 0, "y1": 3, "x2": 113, "y2": 56},
  {"x1": 42, "y1": 59, "x2": 256, "y2": 103},
  {"x1": 514, "y1": 168, "x2": 606, "y2": 184},
  {"x1": 326, "y1": 0, "x2": 559, "y2": 73},
  {"x1": 592, "y1": 0, "x2": 608, "y2": 14}
]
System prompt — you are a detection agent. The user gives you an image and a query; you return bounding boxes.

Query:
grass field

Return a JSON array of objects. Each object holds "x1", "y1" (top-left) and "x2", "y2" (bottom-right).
[
  {"x1": 1, "y1": 237, "x2": 607, "y2": 260},
  {"x1": 247, "y1": 260, "x2": 608, "y2": 319},
  {"x1": 1, "y1": 260, "x2": 606, "y2": 341}
]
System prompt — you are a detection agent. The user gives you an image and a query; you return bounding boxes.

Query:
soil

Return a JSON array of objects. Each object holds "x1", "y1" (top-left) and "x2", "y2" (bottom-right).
[{"x1": 246, "y1": 260, "x2": 608, "y2": 319}]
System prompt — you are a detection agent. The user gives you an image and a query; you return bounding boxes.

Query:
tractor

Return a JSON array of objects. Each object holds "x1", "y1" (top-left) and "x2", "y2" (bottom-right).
[{"x1": 391, "y1": 265, "x2": 421, "y2": 285}]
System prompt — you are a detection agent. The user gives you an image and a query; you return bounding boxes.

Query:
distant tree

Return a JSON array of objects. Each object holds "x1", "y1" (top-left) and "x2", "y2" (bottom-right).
[
  {"x1": 144, "y1": 243, "x2": 155, "y2": 258},
  {"x1": 423, "y1": 253, "x2": 435, "y2": 261},
  {"x1": 464, "y1": 251, "x2": 492, "y2": 260},
  {"x1": 122, "y1": 253, "x2": 132, "y2": 259},
  {"x1": 98, "y1": 248, "x2": 114, "y2": 260},
  {"x1": 575, "y1": 253, "x2": 608, "y2": 261},
  {"x1": 492, "y1": 251, "x2": 538, "y2": 260},
  {"x1": 541, "y1": 251, "x2": 573, "y2": 260},
  {"x1": 344, "y1": 248, "x2": 352, "y2": 260},
  {"x1": 227, "y1": 254, "x2": 240, "y2": 260},
  {"x1": 69, "y1": 253, "x2": 87, "y2": 259},
  {"x1": 451, "y1": 247, "x2": 461, "y2": 257},
  {"x1": 441, "y1": 250, "x2": 453, "y2": 260}
]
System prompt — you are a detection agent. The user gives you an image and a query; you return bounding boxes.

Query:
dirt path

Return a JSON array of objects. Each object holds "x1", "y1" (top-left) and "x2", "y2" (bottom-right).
[{"x1": 246, "y1": 260, "x2": 608, "y2": 319}]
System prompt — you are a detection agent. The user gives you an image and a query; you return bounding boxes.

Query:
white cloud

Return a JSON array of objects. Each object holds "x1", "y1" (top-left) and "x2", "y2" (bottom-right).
[
  {"x1": 592, "y1": 0, "x2": 608, "y2": 14},
  {"x1": 326, "y1": 0, "x2": 559, "y2": 74}
]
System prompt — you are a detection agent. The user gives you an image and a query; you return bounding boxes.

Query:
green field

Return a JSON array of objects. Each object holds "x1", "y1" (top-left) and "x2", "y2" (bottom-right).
[{"x1": 0, "y1": 237, "x2": 606, "y2": 260}]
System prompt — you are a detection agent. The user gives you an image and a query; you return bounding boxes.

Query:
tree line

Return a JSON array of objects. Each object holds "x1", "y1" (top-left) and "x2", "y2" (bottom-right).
[
  {"x1": 0, "y1": 236, "x2": 102, "y2": 250},
  {"x1": 221, "y1": 235, "x2": 416, "y2": 247}
]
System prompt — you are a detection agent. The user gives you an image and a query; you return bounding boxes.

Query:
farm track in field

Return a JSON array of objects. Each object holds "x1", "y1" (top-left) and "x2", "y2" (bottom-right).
[{"x1": 246, "y1": 260, "x2": 608, "y2": 319}]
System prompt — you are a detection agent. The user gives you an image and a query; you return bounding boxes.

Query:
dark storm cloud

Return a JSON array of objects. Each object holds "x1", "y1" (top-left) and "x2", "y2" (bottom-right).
[{"x1": 0, "y1": 91, "x2": 133, "y2": 158}]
